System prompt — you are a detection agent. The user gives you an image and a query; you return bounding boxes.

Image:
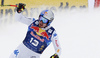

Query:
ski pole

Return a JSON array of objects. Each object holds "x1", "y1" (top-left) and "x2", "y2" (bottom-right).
[{"x1": 0, "y1": 5, "x2": 17, "y2": 7}]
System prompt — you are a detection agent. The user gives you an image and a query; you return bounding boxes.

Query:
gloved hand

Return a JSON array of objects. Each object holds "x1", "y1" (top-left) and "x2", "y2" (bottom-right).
[
  {"x1": 50, "y1": 54, "x2": 59, "y2": 58},
  {"x1": 16, "y1": 3, "x2": 26, "y2": 13}
]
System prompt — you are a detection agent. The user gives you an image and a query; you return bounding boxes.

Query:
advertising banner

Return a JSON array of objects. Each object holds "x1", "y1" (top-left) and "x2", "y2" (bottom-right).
[
  {"x1": 0, "y1": 0, "x2": 88, "y2": 25},
  {"x1": 0, "y1": 0, "x2": 88, "y2": 8},
  {"x1": 94, "y1": 0, "x2": 100, "y2": 7}
]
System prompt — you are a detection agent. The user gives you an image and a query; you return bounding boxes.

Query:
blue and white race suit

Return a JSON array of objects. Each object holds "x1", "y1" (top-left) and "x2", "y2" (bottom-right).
[{"x1": 9, "y1": 12, "x2": 61, "y2": 58}]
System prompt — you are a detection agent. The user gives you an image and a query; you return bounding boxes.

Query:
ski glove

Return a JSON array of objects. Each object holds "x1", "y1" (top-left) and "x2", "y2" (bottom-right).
[
  {"x1": 16, "y1": 3, "x2": 26, "y2": 13},
  {"x1": 50, "y1": 54, "x2": 59, "y2": 58}
]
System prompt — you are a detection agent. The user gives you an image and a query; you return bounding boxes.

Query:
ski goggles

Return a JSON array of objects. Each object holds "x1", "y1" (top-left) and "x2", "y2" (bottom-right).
[{"x1": 39, "y1": 16, "x2": 49, "y2": 24}]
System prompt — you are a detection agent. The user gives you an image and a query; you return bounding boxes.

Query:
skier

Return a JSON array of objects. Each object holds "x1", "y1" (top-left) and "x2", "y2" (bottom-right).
[{"x1": 9, "y1": 3, "x2": 61, "y2": 58}]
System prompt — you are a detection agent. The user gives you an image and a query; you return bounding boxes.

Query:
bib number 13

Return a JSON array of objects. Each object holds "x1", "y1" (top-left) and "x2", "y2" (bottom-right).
[{"x1": 30, "y1": 38, "x2": 39, "y2": 46}]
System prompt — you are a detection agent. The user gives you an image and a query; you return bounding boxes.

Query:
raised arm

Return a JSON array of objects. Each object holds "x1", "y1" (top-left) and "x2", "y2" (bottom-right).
[
  {"x1": 15, "y1": 3, "x2": 35, "y2": 25},
  {"x1": 15, "y1": 12, "x2": 35, "y2": 25}
]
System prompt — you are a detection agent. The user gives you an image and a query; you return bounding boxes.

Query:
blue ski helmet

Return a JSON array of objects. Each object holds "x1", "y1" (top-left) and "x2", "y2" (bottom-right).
[{"x1": 39, "y1": 10, "x2": 54, "y2": 26}]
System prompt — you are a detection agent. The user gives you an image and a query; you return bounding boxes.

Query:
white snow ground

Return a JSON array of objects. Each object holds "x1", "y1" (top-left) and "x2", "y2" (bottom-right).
[{"x1": 1, "y1": 8, "x2": 100, "y2": 58}]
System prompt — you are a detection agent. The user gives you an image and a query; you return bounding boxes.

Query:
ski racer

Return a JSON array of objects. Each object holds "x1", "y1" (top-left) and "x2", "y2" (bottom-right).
[{"x1": 9, "y1": 3, "x2": 61, "y2": 58}]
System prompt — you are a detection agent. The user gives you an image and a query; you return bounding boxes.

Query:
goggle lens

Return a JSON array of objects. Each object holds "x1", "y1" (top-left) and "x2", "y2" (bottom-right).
[{"x1": 39, "y1": 16, "x2": 48, "y2": 23}]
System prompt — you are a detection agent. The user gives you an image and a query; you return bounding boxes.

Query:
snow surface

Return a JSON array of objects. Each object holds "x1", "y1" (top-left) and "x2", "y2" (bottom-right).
[{"x1": 1, "y1": 8, "x2": 100, "y2": 58}]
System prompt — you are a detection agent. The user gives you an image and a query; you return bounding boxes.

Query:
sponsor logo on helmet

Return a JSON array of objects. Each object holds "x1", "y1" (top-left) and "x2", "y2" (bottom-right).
[{"x1": 44, "y1": 12, "x2": 48, "y2": 16}]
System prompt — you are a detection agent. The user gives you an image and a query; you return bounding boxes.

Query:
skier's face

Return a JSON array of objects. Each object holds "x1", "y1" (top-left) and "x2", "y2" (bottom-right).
[{"x1": 39, "y1": 20, "x2": 47, "y2": 28}]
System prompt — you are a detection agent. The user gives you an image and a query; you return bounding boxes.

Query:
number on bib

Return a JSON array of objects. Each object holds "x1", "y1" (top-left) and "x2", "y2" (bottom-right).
[{"x1": 30, "y1": 38, "x2": 39, "y2": 46}]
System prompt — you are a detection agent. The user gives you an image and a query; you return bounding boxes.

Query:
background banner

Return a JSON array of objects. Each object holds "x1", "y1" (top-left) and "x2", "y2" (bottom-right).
[
  {"x1": 0, "y1": 0, "x2": 88, "y2": 25},
  {"x1": 0, "y1": 0, "x2": 88, "y2": 8},
  {"x1": 94, "y1": 0, "x2": 100, "y2": 7}
]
